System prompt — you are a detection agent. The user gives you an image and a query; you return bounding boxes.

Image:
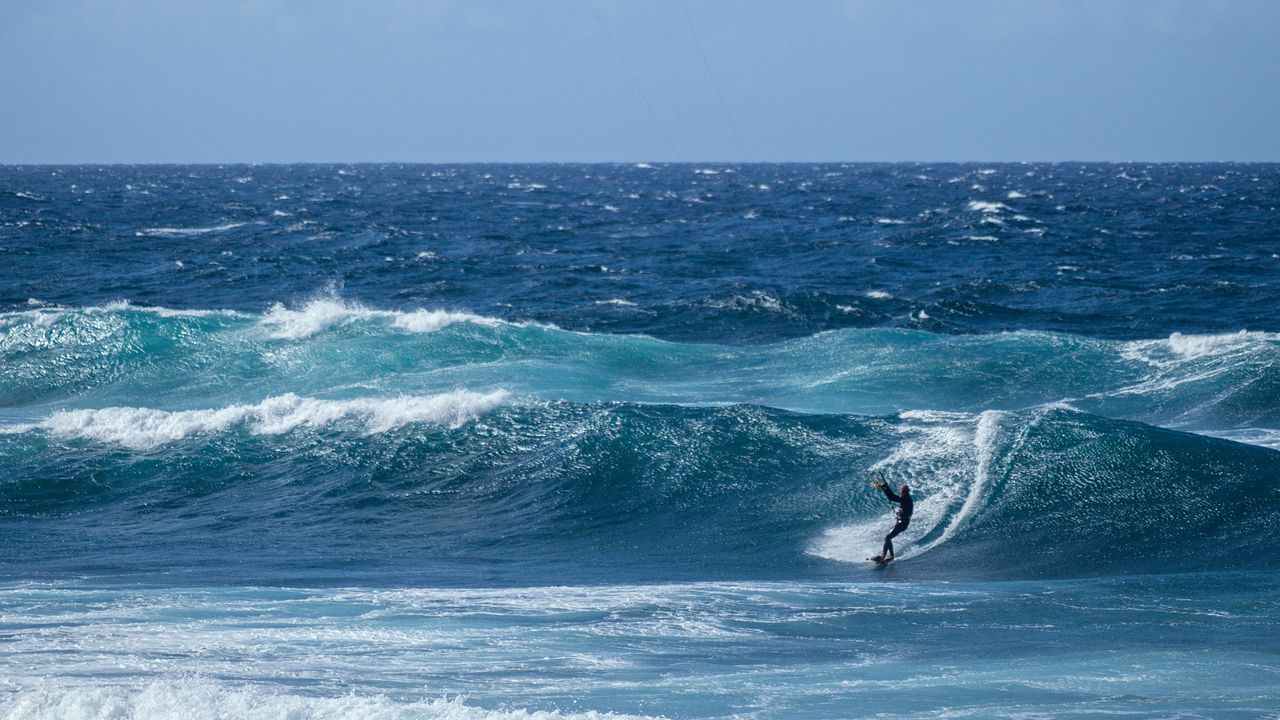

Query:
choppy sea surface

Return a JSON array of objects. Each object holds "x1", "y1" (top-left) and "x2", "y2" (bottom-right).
[{"x1": 2, "y1": 164, "x2": 1279, "y2": 719}]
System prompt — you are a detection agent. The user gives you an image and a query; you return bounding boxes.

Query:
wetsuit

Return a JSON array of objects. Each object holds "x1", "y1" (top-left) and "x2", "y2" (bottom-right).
[{"x1": 879, "y1": 484, "x2": 913, "y2": 559}]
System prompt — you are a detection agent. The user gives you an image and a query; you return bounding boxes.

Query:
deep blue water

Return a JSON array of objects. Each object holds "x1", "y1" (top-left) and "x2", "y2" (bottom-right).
[{"x1": 2, "y1": 164, "x2": 1279, "y2": 719}]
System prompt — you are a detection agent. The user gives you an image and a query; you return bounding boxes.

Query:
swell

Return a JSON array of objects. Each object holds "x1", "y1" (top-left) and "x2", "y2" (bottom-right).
[
  {"x1": 3, "y1": 301, "x2": 1280, "y2": 434},
  {"x1": 2, "y1": 399, "x2": 1277, "y2": 583},
  {"x1": 7, "y1": 164, "x2": 1280, "y2": 345},
  {"x1": 4, "y1": 300, "x2": 1280, "y2": 582}
]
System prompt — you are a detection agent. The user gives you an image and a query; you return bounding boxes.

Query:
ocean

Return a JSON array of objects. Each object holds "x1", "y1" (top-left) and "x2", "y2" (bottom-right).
[{"x1": 1, "y1": 163, "x2": 1278, "y2": 718}]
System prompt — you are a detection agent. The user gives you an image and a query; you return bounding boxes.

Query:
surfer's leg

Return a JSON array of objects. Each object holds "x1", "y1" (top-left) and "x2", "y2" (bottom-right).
[{"x1": 884, "y1": 520, "x2": 908, "y2": 558}]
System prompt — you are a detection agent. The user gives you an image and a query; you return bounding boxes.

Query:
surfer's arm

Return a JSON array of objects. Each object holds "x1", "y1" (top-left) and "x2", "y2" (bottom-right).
[{"x1": 878, "y1": 482, "x2": 901, "y2": 503}]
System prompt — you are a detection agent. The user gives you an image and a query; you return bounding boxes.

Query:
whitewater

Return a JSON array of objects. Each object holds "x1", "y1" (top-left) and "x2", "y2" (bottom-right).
[{"x1": 2, "y1": 164, "x2": 1279, "y2": 719}]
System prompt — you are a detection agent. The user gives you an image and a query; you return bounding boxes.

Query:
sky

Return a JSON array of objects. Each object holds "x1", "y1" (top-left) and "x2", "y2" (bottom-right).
[{"x1": 1, "y1": 0, "x2": 1278, "y2": 163}]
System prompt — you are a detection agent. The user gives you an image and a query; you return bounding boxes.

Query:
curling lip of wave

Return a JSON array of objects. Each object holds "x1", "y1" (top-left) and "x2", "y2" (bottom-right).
[{"x1": 7, "y1": 390, "x2": 510, "y2": 451}]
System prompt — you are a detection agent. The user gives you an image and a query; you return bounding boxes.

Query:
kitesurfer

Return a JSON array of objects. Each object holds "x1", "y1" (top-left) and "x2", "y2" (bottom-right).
[{"x1": 874, "y1": 481, "x2": 913, "y2": 561}]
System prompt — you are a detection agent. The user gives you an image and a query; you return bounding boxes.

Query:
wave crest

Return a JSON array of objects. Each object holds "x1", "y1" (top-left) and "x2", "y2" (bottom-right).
[
  {"x1": 34, "y1": 390, "x2": 510, "y2": 450},
  {"x1": 260, "y1": 298, "x2": 505, "y2": 339}
]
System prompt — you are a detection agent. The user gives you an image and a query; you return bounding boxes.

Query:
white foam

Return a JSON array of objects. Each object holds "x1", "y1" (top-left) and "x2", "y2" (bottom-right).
[
  {"x1": 865, "y1": 290, "x2": 892, "y2": 299},
  {"x1": 897, "y1": 409, "x2": 973, "y2": 422},
  {"x1": 808, "y1": 519, "x2": 890, "y2": 564},
  {"x1": 393, "y1": 309, "x2": 500, "y2": 334},
  {"x1": 0, "y1": 679, "x2": 656, "y2": 720},
  {"x1": 705, "y1": 291, "x2": 792, "y2": 315},
  {"x1": 1006, "y1": 191, "x2": 1026, "y2": 199},
  {"x1": 1202, "y1": 428, "x2": 1280, "y2": 451},
  {"x1": 594, "y1": 298, "x2": 637, "y2": 307},
  {"x1": 0, "y1": 301, "x2": 241, "y2": 326},
  {"x1": 932, "y1": 410, "x2": 1001, "y2": 549},
  {"x1": 0, "y1": 423, "x2": 38, "y2": 436},
  {"x1": 1121, "y1": 330, "x2": 1279, "y2": 367},
  {"x1": 1165, "y1": 331, "x2": 1274, "y2": 359},
  {"x1": 966, "y1": 201, "x2": 1010, "y2": 213},
  {"x1": 875, "y1": 217, "x2": 907, "y2": 225},
  {"x1": 259, "y1": 299, "x2": 503, "y2": 340},
  {"x1": 1098, "y1": 331, "x2": 1280, "y2": 404},
  {"x1": 36, "y1": 390, "x2": 510, "y2": 450},
  {"x1": 136, "y1": 222, "x2": 255, "y2": 237},
  {"x1": 96, "y1": 300, "x2": 241, "y2": 319}
]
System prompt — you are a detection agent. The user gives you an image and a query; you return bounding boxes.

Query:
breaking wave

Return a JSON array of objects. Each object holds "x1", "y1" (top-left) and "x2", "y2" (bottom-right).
[
  {"x1": 0, "y1": 679, "x2": 654, "y2": 720},
  {"x1": 13, "y1": 390, "x2": 509, "y2": 451}
]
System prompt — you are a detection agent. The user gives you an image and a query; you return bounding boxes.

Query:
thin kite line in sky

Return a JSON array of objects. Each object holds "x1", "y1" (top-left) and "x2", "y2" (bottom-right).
[{"x1": 587, "y1": 0, "x2": 682, "y2": 161}]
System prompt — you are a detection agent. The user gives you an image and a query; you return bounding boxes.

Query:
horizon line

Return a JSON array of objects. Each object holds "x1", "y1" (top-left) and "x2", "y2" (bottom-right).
[{"x1": 4, "y1": 159, "x2": 1280, "y2": 167}]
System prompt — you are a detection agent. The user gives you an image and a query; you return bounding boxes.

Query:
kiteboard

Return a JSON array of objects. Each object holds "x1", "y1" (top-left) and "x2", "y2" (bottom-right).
[{"x1": 869, "y1": 555, "x2": 893, "y2": 566}]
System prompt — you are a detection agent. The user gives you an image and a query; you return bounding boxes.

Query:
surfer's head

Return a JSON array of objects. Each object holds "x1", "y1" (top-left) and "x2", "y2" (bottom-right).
[{"x1": 900, "y1": 484, "x2": 910, "y2": 496}]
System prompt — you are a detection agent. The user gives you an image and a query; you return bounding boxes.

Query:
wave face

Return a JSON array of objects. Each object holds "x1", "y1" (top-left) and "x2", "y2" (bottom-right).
[{"x1": 3, "y1": 302, "x2": 1280, "y2": 583}]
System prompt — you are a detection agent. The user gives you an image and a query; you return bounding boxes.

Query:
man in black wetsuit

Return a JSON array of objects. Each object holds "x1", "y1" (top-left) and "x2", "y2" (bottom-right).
[{"x1": 875, "y1": 482, "x2": 913, "y2": 560}]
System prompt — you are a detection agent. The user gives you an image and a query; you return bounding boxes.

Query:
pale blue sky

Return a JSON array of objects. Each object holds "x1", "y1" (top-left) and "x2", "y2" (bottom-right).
[{"x1": 2, "y1": 0, "x2": 1278, "y2": 162}]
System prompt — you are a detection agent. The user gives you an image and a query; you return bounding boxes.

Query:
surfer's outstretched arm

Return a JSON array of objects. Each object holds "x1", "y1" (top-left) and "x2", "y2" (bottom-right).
[{"x1": 878, "y1": 482, "x2": 902, "y2": 503}]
